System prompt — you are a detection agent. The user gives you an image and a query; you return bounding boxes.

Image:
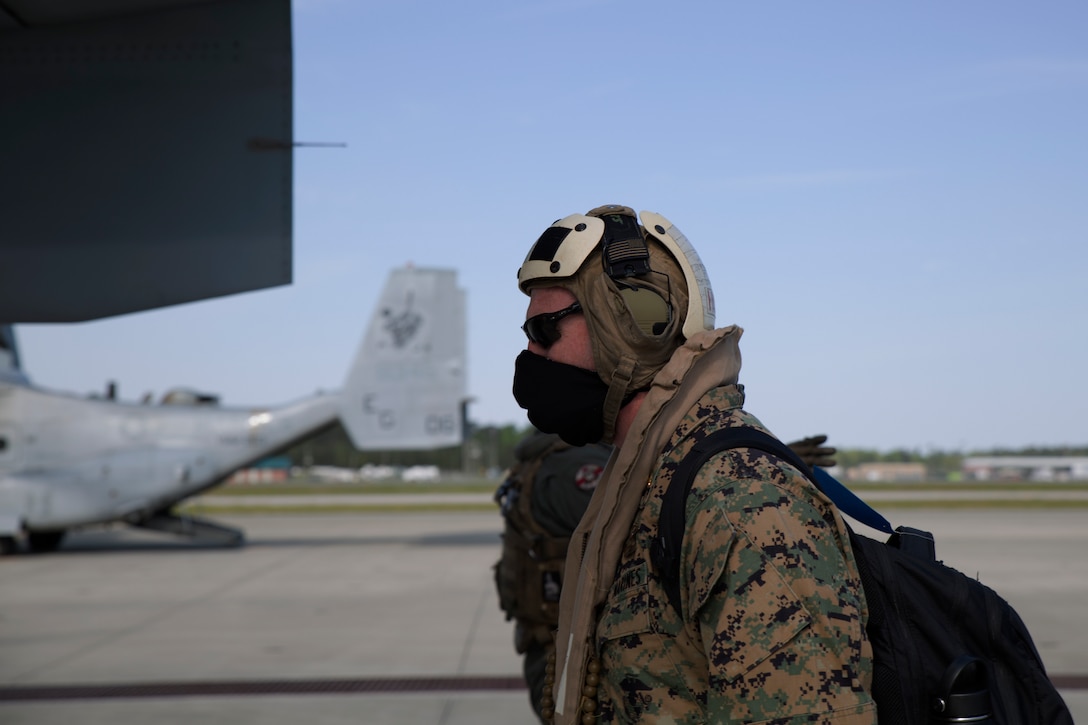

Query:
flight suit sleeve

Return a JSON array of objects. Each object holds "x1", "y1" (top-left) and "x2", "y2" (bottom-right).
[
  {"x1": 530, "y1": 445, "x2": 609, "y2": 537},
  {"x1": 682, "y1": 469, "x2": 878, "y2": 724}
]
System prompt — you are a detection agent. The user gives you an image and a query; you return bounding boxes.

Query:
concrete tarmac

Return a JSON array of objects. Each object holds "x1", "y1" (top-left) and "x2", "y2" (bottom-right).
[{"x1": 1, "y1": 509, "x2": 1085, "y2": 724}]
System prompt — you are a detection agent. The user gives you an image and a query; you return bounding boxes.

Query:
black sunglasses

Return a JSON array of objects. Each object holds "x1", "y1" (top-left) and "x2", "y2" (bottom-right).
[{"x1": 521, "y1": 302, "x2": 583, "y2": 347}]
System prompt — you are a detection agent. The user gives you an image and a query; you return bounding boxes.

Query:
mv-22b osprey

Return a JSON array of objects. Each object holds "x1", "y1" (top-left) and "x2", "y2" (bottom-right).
[{"x1": 0, "y1": 267, "x2": 467, "y2": 554}]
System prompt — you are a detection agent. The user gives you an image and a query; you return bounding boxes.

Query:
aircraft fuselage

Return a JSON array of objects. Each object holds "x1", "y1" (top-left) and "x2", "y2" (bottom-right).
[{"x1": 0, "y1": 383, "x2": 338, "y2": 531}]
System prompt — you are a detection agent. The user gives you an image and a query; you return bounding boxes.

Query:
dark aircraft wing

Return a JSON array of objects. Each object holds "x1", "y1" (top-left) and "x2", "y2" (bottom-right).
[{"x1": 0, "y1": 0, "x2": 293, "y2": 322}]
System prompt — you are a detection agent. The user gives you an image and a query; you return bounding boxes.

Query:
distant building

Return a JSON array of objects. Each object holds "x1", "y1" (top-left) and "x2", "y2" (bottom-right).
[
  {"x1": 963, "y1": 456, "x2": 1088, "y2": 482},
  {"x1": 228, "y1": 455, "x2": 292, "y2": 485},
  {"x1": 229, "y1": 467, "x2": 288, "y2": 484},
  {"x1": 402, "y1": 465, "x2": 441, "y2": 482},
  {"x1": 306, "y1": 465, "x2": 361, "y2": 483},
  {"x1": 359, "y1": 464, "x2": 398, "y2": 481},
  {"x1": 845, "y1": 462, "x2": 927, "y2": 482}
]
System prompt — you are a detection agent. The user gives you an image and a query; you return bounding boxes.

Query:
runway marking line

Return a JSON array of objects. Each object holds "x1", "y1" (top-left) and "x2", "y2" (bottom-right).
[
  {"x1": 1, "y1": 674, "x2": 1086, "y2": 701},
  {"x1": 0, "y1": 676, "x2": 527, "y2": 701}
]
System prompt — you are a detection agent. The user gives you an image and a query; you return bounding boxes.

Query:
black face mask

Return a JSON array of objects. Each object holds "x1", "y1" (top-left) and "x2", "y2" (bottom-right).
[{"x1": 512, "y1": 350, "x2": 608, "y2": 446}]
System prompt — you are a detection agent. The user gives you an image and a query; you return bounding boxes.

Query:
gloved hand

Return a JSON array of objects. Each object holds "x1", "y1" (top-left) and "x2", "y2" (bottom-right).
[{"x1": 787, "y1": 434, "x2": 837, "y2": 469}]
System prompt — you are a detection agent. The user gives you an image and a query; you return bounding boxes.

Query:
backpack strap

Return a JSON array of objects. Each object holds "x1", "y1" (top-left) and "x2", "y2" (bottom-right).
[
  {"x1": 651, "y1": 427, "x2": 894, "y2": 615},
  {"x1": 810, "y1": 466, "x2": 894, "y2": 535}
]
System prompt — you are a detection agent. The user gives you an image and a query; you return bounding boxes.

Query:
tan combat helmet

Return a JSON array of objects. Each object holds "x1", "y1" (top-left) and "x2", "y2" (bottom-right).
[{"x1": 517, "y1": 204, "x2": 716, "y2": 442}]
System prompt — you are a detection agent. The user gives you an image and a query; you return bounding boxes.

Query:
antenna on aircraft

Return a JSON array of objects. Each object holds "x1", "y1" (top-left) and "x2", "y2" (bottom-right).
[{"x1": 247, "y1": 138, "x2": 348, "y2": 150}]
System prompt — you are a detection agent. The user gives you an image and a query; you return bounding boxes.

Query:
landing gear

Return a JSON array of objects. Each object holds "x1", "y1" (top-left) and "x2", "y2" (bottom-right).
[
  {"x1": 26, "y1": 529, "x2": 66, "y2": 553},
  {"x1": 132, "y1": 511, "x2": 245, "y2": 547}
]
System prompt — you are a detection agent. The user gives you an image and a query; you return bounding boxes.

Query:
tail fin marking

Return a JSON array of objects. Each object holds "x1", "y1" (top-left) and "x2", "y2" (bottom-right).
[{"x1": 338, "y1": 267, "x2": 467, "y2": 451}]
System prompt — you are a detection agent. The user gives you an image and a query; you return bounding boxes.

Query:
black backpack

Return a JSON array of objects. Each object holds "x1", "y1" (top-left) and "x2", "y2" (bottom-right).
[{"x1": 650, "y1": 427, "x2": 1074, "y2": 725}]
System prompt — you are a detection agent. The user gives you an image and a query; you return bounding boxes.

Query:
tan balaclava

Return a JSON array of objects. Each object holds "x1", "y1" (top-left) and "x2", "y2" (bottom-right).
[{"x1": 517, "y1": 204, "x2": 716, "y2": 442}]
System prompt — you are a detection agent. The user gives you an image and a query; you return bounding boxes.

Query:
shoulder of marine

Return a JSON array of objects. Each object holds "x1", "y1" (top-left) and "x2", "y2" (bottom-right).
[{"x1": 593, "y1": 383, "x2": 876, "y2": 723}]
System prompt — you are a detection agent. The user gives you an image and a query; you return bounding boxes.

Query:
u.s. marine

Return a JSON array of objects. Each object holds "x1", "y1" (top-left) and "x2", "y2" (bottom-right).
[{"x1": 511, "y1": 204, "x2": 878, "y2": 724}]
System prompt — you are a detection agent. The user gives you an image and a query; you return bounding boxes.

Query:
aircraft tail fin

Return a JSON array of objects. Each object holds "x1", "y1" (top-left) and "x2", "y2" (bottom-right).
[{"x1": 338, "y1": 267, "x2": 467, "y2": 451}]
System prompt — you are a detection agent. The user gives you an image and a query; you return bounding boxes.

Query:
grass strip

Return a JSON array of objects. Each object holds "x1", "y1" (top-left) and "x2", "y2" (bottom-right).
[
  {"x1": 179, "y1": 503, "x2": 499, "y2": 515},
  {"x1": 210, "y1": 480, "x2": 1088, "y2": 497},
  {"x1": 847, "y1": 481, "x2": 1088, "y2": 492},
  {"x1": 181, "y1": 499, "x2": 1088, "y2": 515},
  {"x1": 209, "y1": 483, "x2": 498, "y2": 496}
]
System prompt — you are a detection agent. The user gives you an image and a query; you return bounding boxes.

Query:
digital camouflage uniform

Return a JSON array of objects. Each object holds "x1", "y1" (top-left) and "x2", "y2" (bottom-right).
[
  {"x1": 494, "y1": 430, "x2": 611, "y2": 720},
  {"x1": 596, "y1": 384, "x2": 876, "y2": 724}
]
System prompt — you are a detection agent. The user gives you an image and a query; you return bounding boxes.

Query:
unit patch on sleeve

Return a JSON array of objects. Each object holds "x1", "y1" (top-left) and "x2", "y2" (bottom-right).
[{"x1": 574, "y1": 463, "x2": 604, "y2": 492}]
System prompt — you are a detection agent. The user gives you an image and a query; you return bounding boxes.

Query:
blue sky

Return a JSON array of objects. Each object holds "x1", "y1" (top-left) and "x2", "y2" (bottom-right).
[{"x1": 17, "y1": 0, "x2": 1088, "y2": 452}]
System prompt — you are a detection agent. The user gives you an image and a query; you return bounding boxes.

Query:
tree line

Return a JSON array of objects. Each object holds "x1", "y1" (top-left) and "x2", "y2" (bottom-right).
[{"x1": 283, "y1": 422, "x2": 528, "y2": 475}]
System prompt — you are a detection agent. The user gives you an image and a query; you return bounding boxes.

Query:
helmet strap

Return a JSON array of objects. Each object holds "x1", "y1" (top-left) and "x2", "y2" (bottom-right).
[{"x1": 601, "y1": 355, "x2": 636, "y2": 445}]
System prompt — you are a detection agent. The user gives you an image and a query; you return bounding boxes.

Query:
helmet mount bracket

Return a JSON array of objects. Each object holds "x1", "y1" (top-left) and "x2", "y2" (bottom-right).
[{"x1": 598, "y1": 211, "x2": 652, "y2": 280}]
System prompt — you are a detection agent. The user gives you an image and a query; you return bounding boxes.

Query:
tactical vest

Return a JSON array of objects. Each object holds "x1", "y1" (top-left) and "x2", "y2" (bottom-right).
[{"x1": 493, "y1": 435, "x2": 573, "y2": 653}]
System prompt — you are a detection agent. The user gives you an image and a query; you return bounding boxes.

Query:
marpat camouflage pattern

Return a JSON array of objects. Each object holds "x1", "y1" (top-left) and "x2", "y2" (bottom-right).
[{"x1": 595, "y1": 385, "x2": 878, "y2": 724}]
